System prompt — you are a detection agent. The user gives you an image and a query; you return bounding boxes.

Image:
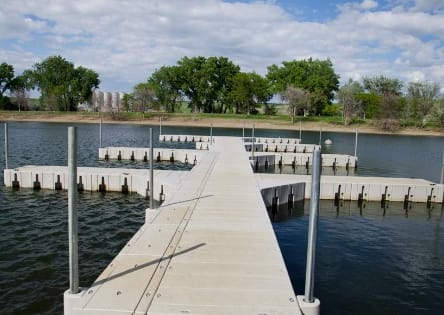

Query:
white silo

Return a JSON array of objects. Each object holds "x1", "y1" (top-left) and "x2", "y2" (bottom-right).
[
  {"x1": 112, "y1": 92, "x2": 120, "y2": 110},
  {"x1": 104, "y1": 92, "x2": 112, "y2": 112}
]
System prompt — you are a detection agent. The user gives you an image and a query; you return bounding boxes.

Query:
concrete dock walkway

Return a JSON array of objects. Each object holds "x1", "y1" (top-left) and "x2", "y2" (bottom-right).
[{"x1": 64, "y1": 137, "x2": 302, "y2": 314}]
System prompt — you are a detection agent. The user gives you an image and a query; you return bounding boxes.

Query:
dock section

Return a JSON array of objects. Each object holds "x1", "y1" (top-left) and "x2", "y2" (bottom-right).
[{"x1": 63, "y1": 137, "x2": 302, "y2": 314}]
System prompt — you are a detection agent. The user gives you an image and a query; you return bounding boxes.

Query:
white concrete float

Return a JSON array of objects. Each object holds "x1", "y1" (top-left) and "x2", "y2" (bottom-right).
[
  {"x1": 3, "y1": 166, "x2": 188, "y2": 199},
  {"x1": 256, "y1": 173, "x2": 444, "y2": 204},
  {"x1": 244, "y1": 137, "x2": 301, "y2": 145},
  {"x1": 252, "y1": 152, "x2": 357, "y2": 168},
  {"x1": 159, "y1": 134, "x2": 211, "y2": 143},
  {"x1": 64, "y1": 137, "x2": 303, "y2": 315},
  {"x1": 245, "y1": 143, "x2": 320, "y2": 153},
  {"x1": 98, "y1": 147, "x2": 207, "y2": 164}
]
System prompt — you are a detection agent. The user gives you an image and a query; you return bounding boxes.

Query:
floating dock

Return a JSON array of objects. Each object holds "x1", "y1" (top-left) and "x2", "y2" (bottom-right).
[{"x1": 3, "y1": 135, "x2": 443, "y2": 315}]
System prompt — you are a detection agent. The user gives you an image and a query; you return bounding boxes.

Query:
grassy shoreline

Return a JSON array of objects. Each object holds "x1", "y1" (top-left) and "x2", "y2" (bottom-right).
[{"x1": 0, "y1": 110, "x2": 443, "y2": 137}]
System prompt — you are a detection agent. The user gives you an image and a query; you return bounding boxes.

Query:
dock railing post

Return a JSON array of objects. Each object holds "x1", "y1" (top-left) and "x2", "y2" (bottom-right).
[
  {"x1": 297, "y1": 149, "x2": 321, "y2": 315},
  {"x1": 354, "y1": 128, "x2": 358, "y2": 157},
  {"x1": 68, "y1": 127, "x2": 79, "y2": 294},
  {"x1": 4, "y1": 123, "x2": 8, "y2": 169},
  {"x1": 149, "y1": 128, "x2": 154, "y2": 209}
]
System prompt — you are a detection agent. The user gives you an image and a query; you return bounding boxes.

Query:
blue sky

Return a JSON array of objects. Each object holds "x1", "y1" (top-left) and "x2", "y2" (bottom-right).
[{"x1": 1, "y1": 0, "x2": 443, "y2": 94}]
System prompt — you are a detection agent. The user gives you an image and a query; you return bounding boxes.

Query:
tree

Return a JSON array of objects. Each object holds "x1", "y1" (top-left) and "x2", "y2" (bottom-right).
[
  {"x1": 280, "y1": 87, "x2": 309, "y2": 124},
  {"x1": 148, "y1": 66, "x2": 182, "y2": 112},
  {"x1": 121, "y1": 93, "x2": 134, "y2": 112},
  {"x1": 0, "y1": 62, "x2": 15, "y2": 108},
  {"x1": 267, "y1": 58, "x2": 340, "y2": 114},
  {"x1": 337, "y1": 79, "x2": 363, "y2": 125},
  {"x1": 356, "y1": 92, "x2": 381, "y2": 119},
  {"x1": 30, "y1": 55, "x2": 100, "y2": 111},
  {"x1": 133, "y1": 82, "x2": 155, "y2": 113},
  {"x1": 176, "y1": 56, "x2": 240, "y2": 113},
  {"x1": 231, "y1": 72, "x2": 271, "y2": 114},
  {"x1": 430, "y1": 98, "x2": 444, "y2": 128},
  {"x1": 363, "y1": 75, "x2": 403, "y2": 97},
  {"x1": 362, "y1": 75, "x2": 404, "y2": 131},
  {"x1": 407, "y1": 81, "x2": 440, "y2": 127}
]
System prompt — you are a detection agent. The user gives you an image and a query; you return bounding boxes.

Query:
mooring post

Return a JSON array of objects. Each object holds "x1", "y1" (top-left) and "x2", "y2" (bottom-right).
[
  {"x1": 251, "y1": 123, "x2": 255, "y2": 160},
  {"x1": 440, "y1": 147, "x2": 444, "y2": 184},
  {"x1": 4, "y1": 123, "x2": 9, "y2": 169},
  {"x1": 68, "y1": 127, "x2": 79, "y2": 294},
  {"x1": 299, "y1": 119, "x2": 302, "y2": 142},
  {"x1": 298, "y1": 148, "x2": 321, "y2": 314},
  {"x1": 354, "y1": 128, "x2": 358, "y2": 157},
  {"x1": 149, "y1": 128, "x2": 154, "y2": 209},
  {"x1": 99, "y1": 116, "x2": 102, "y2": 148}
]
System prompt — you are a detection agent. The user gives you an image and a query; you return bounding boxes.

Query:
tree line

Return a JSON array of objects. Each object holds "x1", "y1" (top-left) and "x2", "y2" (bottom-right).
[
  {"x1": 0, "y1": 56, "x2": 99, "y2": 111},
  {"x1": 1, "y1": 54, "x2": 443, "y2": 129}
]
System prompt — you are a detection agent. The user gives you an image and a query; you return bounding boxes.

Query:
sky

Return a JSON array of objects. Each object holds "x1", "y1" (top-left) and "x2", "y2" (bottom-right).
[{"x1": 1, "y1": 0, "x2": 443, "y2": 94}]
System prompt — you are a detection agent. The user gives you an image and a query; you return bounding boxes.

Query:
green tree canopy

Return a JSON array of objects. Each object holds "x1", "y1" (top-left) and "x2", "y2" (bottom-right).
[
  {"x1": 337, "y1": 79, "x2": 363, "y2": 125},
  {"x1": 280, "y1": 86, "x2": 309, "y2": 124},
  {"x1": 148, "y1": 65, "x2": 182, "y2": 112},
  {"x1": 363, "y1": 75, "x2": 403, "y2": 96},
  {"x1": 266, "y1": 58, "x2": 340, "y2": 114},
  {"x1": 30, "y1": 55, "x2": 100, "y2": 111},
  {"x1": 231, "y1": 72, "x2": 271, "y2": 115},
  {"x1": 407, "y1": 81, "x2": 440, "y2": 127}
]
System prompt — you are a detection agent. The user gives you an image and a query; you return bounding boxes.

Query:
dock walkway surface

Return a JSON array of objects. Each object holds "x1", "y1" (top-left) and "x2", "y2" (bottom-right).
[{"x1": 64, "y1": 136, "x2": 302, "y2": 314}]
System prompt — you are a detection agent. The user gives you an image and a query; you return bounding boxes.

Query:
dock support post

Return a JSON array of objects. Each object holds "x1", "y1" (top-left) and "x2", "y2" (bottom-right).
[
  {"x1": 297, "y1": 149, "x2": 321, "y2": 315},
  {"x1": 4, "y1": 123, "x2": 8, "y2": 169},
  {"x1": 99, "y1": 116, "x2": 102, "y2": 148},
  {"x1": 68, "y1": 127, "x2": 79, "y2": 294},
  {"x1": 354, "y1": 128, "x2": 358, "y2": 157},
  {"x1": 299, "y1": 119, "x2": 302, "y2": 142},
  {"x1": 149, "y1": 128, "x2": 154, "y2": 209},
  {"x1": 251, "y1": 124, "x2": 255, "y2": 160},
  {"x1": 441, "y1": 148, "x2": 444, "y2": 184}
]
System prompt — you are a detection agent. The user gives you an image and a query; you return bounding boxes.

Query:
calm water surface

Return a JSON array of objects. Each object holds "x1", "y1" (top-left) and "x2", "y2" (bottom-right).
[{"x1": 0, "y1": 121, "x2": 443, "y2": 314}]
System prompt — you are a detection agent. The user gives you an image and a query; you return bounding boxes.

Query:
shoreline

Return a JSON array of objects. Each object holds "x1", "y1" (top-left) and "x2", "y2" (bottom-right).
[{"x1": 1, "y1": 112, "x2": 443, "y2": 137}]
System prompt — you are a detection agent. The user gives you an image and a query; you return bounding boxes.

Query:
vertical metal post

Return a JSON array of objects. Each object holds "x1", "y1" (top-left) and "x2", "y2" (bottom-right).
[
  {"x1": 149, "y1": 128, "x2": 154, "y2": 209},
  {"x1": 299, "y1": 119, "x2": 302, "y2": 142},
  {"x1": 304, "y1": 149, "x2": 321, "y2": 303},
  {"x1": 242, "y1": 120, "x2": 245, "y2": 142},
  {"x1": 319, "y1": 124, "x2": 322, "y2": 146},
  {"x1": 354, "y1": 128, "x2": 358, "y2": 157},
  {"x1": 159, "y1": 117, "x2": 162, "y2": 137},
  {"x1": 210, "y1": 123, "x2": 213, "y2": 145},
  {"x1": 251, "y1": 124, "x2": 255, "y2": 160},
  {"x1": 4, "y1": 123, "x2": 8, "y2": 169},
  {"x1": 99, "y1": 117, "x2": 102, "y2": 148},
  {"x1": 68, "y1": 127, "x2": 79, "y2": 294},
  {"x1": 440, "y1": 147, "x2": 444, "y2": 184}
]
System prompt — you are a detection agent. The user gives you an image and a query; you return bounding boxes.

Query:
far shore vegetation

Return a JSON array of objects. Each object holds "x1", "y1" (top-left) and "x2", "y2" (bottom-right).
[{"x1": 1, "y1": 55, "x2": 443, "y2": 133}]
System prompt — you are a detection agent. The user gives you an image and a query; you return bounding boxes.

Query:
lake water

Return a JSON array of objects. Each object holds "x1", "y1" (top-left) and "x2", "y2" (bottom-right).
[{"x1": 0, "y1": 121, "x2": 443, "y2": 314}]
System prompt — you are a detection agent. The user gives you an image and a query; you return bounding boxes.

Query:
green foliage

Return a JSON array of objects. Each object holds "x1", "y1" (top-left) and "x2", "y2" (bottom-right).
[
  {"x1": 337, "y1": 79, "x2": 363, "y2": 125},
  {"x1": 231, "y1": 72, "x2": 271, "y2": 115},
  {"x1": 0, "y1": 62, "x2": 15, "y2": 97},
  {"x1": 363, "y1": 75, "x2": 403, "y2": 96},
  {"x1": 133, "y1": 82, "x2": 155, "y2": 112},
  {"x1": 356, "y1": 93, "x2": 380, "y2": 119},
  {"x1": 280, "y1": 86, "x2": 309, "y2": 123},
  {"x1": 148, "y1": 66, "x2": 182, "y2": 112},
  {"x1": 322, "y1": 104, "x2": 341, "y2": 116},
  {"x1": 266, "y1": 58, "x2": 340, "y2": 114},
  {"x1": 30, "y1": 55, "x2": 100, "y2": 111},
  {"x1": 407, "y1": 81, "x2": 440, "y2": 127}
]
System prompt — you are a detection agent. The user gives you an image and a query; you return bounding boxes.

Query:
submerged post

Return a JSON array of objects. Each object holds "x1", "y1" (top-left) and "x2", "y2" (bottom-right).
[
  {"x1": 68, "y1": 127, "x2": 79, "y2": 294},
  {"x1": 305, "y1": 149, "x2": 321, "y2": 303},
  {"x1": 354, "y1": 128, "x2": 358, "y2": 157},
  {"x1": 4, "y1": 123, "x2": 8, "y2": 169},
  {"x1": 99, "y1": 117, "x2": 102, "y2": 148},
  {"x1": 149, "y1": 128, "x2": 154, "y2": 209}
]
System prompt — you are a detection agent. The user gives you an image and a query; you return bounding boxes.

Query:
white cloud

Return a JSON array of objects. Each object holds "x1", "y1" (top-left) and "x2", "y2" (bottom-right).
[{"x1": 0, "y1": 0, "x2": 443, "y2": 93}]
